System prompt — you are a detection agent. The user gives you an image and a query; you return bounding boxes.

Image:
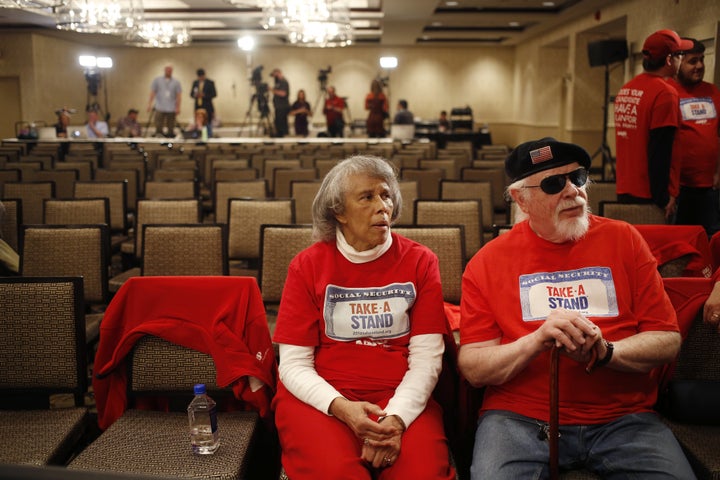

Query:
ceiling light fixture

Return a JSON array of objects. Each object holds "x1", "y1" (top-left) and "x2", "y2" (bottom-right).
[
  {"x1": 56, "y1": 0, "x2": 144, "y2": 35},
  {"x1": 0, "y1": 0, "x2": 66, "y2": 7},
  {"x1": 226, "y1": 0, "x2": 353, "y2": 47},
  {"x1": 126, "y1": 21, "x2": 190, "y2": 47}
]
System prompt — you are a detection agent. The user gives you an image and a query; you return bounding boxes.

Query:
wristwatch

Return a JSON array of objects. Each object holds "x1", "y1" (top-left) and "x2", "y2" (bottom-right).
[{"x1": 594, "y1": 340, "x2": 614, "y2": 368}]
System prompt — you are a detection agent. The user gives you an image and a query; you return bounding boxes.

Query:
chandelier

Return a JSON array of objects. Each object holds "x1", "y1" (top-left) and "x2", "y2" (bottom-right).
[
  {"x1": 55, "y1": 0, "x2": 143, "y2": 35},
  {"x1": 126, "y1": 21, "x2": 191, "y2": 48},
  {"x1": 225, "y1": 0, "x2": 353, "y2": 47},
  {"x1": 0, "y1": 0, "x2": 66, "y2": 7}
]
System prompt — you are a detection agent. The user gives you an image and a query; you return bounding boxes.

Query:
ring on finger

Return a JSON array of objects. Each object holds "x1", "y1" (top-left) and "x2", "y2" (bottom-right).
[
  {"x1": 383, "y1": 457, "x2": 392, "y2": 465},
  {"x1": 363, "y1": 438, "x2": 370, "y2": 446},
  {"x1": 712, "y1": 313, "x2": 720, "y2": 319}
]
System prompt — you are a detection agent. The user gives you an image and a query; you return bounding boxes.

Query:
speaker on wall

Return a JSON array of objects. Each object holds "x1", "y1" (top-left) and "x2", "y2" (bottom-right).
[{"x1": 588, "y1": 39, "x2": 629, "y2": 67}]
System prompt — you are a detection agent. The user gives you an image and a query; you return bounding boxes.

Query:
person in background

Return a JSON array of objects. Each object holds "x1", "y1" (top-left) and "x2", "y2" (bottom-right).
[
  {"x1": 668, "y1": 38, "x2": 720, "y2": 237},
  {"x1": 614, "y1": 29, "x2": 692, "y2": 220},
  {"x1": 273, "y1": 156, "x2": 455, "y2": 480},
  {"x1": 148, "y1": 65, "x2": 182, "y2": 137},
  {"x1": 54, "y1": 108, "x2": 71, "y2": 138},
  {"x1": 190, "y1": 68, "x2": 217, "y2": 124},
  {"x1": 85, "y1": 108, "x2": 108, "y2": 138},
  {"x1": 323, "y1": 86, "x2": 346, "y2": 138},
  {"x1": 365, "y1": 79, "x2": 389, "y2": 138},
  {"x1": 438, "y1": 110, "x2": 450, "y2": 133},
  {"x1": 271, "y1": 68, "x2": 290, "y2": 138},
  {"x1": 458, "y1": 137, "x2": 695, "y2": 479},
  {"x1": 393, "y1": 100, "x2": 414, "y2": 125},
  {"x1": 115, "y1": 108, "x2": 142, "y2": 137},
  {"x1": 290, "y1": 89, "x2": 311, "y2": 137},
  {"x1": 185, "y1": 108, "x2": 211, "y2": 140}
]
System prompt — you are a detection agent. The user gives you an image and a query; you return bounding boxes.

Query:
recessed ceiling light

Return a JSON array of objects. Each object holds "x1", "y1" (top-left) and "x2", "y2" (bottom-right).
[
  {"x1": 542, "y1": 1, "x2": 555, "y2": 6},
  {"x1": 432, "y1": 21, "x2": 442, "y2": 27},
  {"x1": 509, "y1": 21, "x2": 520, "y2": 27},
  {"x1": 445, "y1": 1, "x2": 459, "y2": 6}
]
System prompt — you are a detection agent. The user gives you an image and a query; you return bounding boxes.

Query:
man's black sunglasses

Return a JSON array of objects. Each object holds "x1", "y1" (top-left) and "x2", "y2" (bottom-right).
[{"x1": 523, "y1": 168, "x2": 589, "y2": 195}]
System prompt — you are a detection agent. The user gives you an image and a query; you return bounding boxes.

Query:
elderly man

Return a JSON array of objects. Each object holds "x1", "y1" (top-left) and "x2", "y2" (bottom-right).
[{"x1": 458, "y1": 138, "x2": 695, "y2": 479}]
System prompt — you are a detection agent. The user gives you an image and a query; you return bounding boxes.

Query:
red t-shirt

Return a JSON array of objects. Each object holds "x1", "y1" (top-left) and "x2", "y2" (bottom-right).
[
  {"x1": 668, "y1": 78, "x2": 720, "y2": 188},
  {"x1": 460, "y1": 215, "x2": 679, "y2": 424},
  {"x1": 273, "y1": 233, "x2": 447, "y2": 394},
  {"x1": 323, "y1": 95, "x2": 346, "y2": 126},
  {"x1": 615, "y1": 73, "x2": 681, "y2": 198}
]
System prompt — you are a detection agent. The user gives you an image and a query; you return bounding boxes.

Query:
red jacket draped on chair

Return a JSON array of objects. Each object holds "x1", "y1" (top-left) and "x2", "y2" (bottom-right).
[{"x1": 93, "y1": 276, "x2": 277, "y2": 430}]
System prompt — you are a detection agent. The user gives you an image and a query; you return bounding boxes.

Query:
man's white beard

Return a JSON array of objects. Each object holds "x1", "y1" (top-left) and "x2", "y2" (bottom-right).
[{"x1": 555, "y1": 198, "x2": 589, "y2": 242}]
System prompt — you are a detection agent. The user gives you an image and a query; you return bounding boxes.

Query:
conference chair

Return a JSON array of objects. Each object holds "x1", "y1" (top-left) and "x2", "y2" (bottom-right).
[
  {"x1": 273, "y1": 168, "x2": 317, "y2": 198},
  {"x1": 228, "y1": 198, "x2": 295, "y2": 278},
  {"x1": 258, "y1": 224, "x2": 314, "y2": 334},
  {"x1": 3, "y1": 181, "x2": 55, "y2": 225},
  {"x1": 94, "y1": 169, "x2": 139, "y2": 212},
  {"x1": 213, "y1": 180, "x2": 269, "y2": 223},
  {"x1": 440, "y1": 180, "x2": 494, "y2": 243},
  {"x1": 0, "y1": 168, "x2": 21, "y2": 196},
  {"x1": 415, "y1": 199, "x2": 483, "y2": 260},
  {"x1": 599, "y1": 201, "x2": 666, "y2": 225},
  {"x1": 141, "y1": 224, "x2": 228, "y2": 276},
  {"x1": 20, "y1": 224, "x2": 110, "y2": 344},
  {"x1": 393, "y1": 225, "x2": 465, "y2": 304},
  {"x1": 0, "y1": 276, "x2": 89, "y2": 466},
  {"x1": 395, "y1": 180, "x2": 418, "y2": 226},
  {"x1": 0, "y1": 198, "x2": 21, "y2": 252},
  {"x1": 290, "y1": 180, "x2": 322, "y2": 225},
  {"x1": 586, "y1": 181, "x2": 617, "y2": 216},
  {"x1": 26, "y1": 169, "x2": 78, "y2": 199},
  {"x1": 144, "y1": 180, "x2": 197, "y2": 200},
  {"x1": 400, "y1": 168, "x2": 444, "y2": 200}
]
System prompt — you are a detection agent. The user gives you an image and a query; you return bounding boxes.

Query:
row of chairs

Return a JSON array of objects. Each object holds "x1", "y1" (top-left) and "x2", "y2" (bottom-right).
[
  {"x1": 2, "y1": 273, "x2": 718, "y2": 479},
  {"x1": 0, "y1": 275, "x2": 268, "y2": 479}
]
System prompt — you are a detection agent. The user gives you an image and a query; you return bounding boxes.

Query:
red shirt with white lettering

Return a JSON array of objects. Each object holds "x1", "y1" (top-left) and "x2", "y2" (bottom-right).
[
  {"x1": 461, "y1": 215, "x2": 679, "y2": 424},
  {"x1": 615, "y1": 72, "x2": 681, "y2": 198},
  {"x1": 273, "y1": 233, "x2": 446, "y2": 393},
  {"x1": 668, "y1": 78, "x2": 720, "y2": 188}
]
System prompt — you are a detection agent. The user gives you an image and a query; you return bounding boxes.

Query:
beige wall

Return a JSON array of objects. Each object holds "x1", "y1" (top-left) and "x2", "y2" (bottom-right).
[{"x1": 0, "y1": 0, "x2": 718, "y2": 149}]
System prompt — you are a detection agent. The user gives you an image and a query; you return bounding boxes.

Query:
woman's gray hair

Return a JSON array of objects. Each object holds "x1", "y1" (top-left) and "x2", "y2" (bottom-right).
[{"x1": 311, "y1": 155, "x2": 402, "y2": 242}]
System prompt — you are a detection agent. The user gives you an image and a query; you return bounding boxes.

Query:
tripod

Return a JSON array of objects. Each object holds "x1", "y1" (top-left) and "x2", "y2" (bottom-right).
[
  {"x1": 242, "y1": 90, "x2": 274, "y2": 137},
  {"x1": 591, "y1": 61, "x2": 619, "y2": 181}
]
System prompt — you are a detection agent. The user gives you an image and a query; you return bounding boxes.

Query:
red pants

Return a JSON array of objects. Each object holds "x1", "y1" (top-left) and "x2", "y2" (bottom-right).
[{"x1": 274, "y1": 382, "x2": 455, "y2": 480}]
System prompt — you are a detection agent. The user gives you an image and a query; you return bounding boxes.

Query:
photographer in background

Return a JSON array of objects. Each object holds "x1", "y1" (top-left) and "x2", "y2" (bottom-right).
[
  {"x1": 190, "y1": 68, "x2": 217, "y2": 124},
  {"x1": 85, "y1": 107, "x2": 108, "y2": 138},
  {"x1": 323, "y1": 86, "x2": 346, "y2": 138},
  {"x1": 271, "y1": 68, "x2": 290, "y2": 137},
  {"x1": 115, "y1": 108, "x2": 142, "y2": 137},
  {"x1": 365, "y1": 78, "x2": 388, "y2": 138},
  {"x1": 393, "y1": 100, "x2": 414, "y2": 125}
]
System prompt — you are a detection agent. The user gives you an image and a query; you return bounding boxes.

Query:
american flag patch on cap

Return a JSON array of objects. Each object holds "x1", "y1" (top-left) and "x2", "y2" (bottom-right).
[{"x1": 530, "y1": 146, "x2": 553, "y2": 164}]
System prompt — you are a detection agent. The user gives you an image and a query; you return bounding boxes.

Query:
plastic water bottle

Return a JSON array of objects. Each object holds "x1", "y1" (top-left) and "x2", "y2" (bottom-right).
[{"x1": 187, "y1": 383, "x2": 219, "y2": 454}]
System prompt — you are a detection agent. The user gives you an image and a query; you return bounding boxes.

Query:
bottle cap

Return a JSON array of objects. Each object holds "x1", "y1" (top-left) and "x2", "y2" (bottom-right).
[{"x1": 193, "y1": 384, "x2": 206, "y2": 395}]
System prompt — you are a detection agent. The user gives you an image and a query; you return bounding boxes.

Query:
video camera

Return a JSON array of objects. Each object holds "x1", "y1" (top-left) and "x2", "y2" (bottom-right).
[
  {"x1": 85, "y1": 71, "x2": 101, "y2": 96},
  {"x1": 376, "y1": 75, "x2": 389, "y2": 88},
  {"x1": 250, "y1": 65, "x2": 270, "y2": 117},
  {"x1": 318, "y1": 65, "x2": 332, "y2": 90}
]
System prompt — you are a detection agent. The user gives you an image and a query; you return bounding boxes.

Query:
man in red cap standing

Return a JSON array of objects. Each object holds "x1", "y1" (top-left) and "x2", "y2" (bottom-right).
[{"x1": 614, "y1": 29, "x2": 693, "y2": 219}]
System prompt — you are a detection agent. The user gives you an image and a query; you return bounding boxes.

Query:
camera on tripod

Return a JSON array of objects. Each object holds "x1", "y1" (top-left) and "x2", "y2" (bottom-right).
[
  {"x1": 317, "y1": 65, "x2": 332, "y2": 90},
  {"x1": 250, "y1": 65, "x2": 270, "y2": 117}
]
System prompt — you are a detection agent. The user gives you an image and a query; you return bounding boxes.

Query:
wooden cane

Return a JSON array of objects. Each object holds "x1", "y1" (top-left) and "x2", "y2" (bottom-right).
[{"x1": 549, "y1": 345, "x2": 560, "y2": 480}]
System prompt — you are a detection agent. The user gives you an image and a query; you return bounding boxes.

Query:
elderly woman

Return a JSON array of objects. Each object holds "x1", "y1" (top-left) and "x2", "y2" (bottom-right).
[{"x1": 272, "y1": 155, "x2": 455, "y2": 479}]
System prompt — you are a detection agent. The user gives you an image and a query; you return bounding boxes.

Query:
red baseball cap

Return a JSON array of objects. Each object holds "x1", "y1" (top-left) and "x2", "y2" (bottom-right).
[{"x1": 642, "y1": 29, "x2": 693, "y2": 60}]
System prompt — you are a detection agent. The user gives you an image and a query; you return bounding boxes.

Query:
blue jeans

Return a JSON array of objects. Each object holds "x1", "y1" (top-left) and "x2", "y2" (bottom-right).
[{"x1": 471, "y1": 410, "x2": 696, "y2": 479}]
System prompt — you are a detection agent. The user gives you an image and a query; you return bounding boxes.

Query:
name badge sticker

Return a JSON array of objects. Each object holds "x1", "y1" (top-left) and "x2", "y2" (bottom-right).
[
  {"x1": 519, "y1": 267, "x2": 618, "y2": 321},
  {"x1": 324, "y1": 283, "x2": 416, "y2": 341}
]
